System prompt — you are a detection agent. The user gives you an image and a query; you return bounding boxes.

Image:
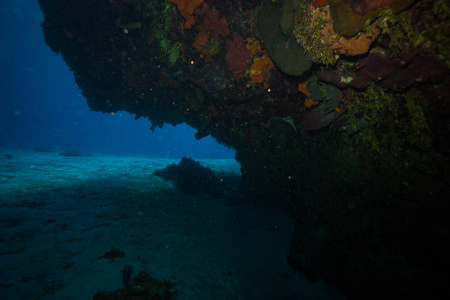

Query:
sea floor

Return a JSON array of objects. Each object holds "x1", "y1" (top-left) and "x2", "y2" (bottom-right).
[{"x1": 0, "y1": 150, "x2": 342, "y2": 300}]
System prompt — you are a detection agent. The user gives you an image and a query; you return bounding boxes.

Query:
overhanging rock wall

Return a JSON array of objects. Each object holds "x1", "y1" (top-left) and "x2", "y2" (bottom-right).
[{"x1": 38, "y1": 0, "x2": 450, "y2": 298}]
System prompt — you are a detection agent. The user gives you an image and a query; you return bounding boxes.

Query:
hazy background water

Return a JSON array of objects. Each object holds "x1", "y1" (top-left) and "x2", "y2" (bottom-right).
[{"x1": 0, "y1": 0, "x2": 236, "y2": 159}]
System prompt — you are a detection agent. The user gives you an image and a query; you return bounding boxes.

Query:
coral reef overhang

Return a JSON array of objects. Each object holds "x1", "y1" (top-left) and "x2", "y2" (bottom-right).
[{"x1": 37, "y1": 0, "x2": 450, "y2": 299}]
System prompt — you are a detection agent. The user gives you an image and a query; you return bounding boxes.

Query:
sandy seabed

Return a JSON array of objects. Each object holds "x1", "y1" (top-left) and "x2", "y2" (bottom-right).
[{"x1": 0, "y1": 150, "x2": 342, "y2": 300}]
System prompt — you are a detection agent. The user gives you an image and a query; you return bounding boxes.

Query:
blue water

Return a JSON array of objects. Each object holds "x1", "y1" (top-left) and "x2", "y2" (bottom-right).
[{"x1": 0, "y1": 0, "x2": 235, "y2": 159}]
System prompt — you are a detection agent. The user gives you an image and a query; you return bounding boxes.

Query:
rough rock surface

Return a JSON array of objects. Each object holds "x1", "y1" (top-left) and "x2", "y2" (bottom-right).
[
  {"x1": 330, "y1": 0, "x2": 416, "y2": 36},
  {"x1": 37, "y1": 0, "x2": 450, "y2": 299},
  {"x1": 153, "y1": 157, "x2": 219, "y2": 195},
  {"x1": 344, "y1": 0, "x2": 402, "y2": 15},
  {"x1": 257, "y1": 2, "x2": 311, "y2": 76},
  {"x1": 93, "y1": 271, "x2": 178, "y2": 300}
]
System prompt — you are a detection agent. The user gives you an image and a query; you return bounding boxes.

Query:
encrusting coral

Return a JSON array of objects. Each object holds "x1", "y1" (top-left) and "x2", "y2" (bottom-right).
[
  {"x1": 248, "y1": 53, "x2": 274, "y2": 89},
  {"x1": 192, "y1": 30, "x2": 210, "y2": 55},
  {"x1": 198, "y1": 3, "x2": 229, "y2": 40},
  {"x1": 225, "y1": 36, "x2": 252, "y2": 79},
  {"x1": 294, "y1": 3, "x2": 380, "y2": 65},
  {"x1": 298, "y1": 81, "x2": 318, "y2": 108},
  {"x1": 167, "y1": 0, "x2": 203, "y2": 29},
  {"x1": 246, "y1": 38, "x2": 274, "y2": 89}
]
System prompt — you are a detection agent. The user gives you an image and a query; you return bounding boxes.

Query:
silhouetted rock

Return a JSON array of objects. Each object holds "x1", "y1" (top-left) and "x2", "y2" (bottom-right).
[
  {"x1": 154, "y1": 157, "x2": 219, "y2": 195},
  {"x1": 59, "y1": 149, "x2": 93, "y2": 157},
  {"x1": 93, "y1": 271, "x2": 177, "y2": 300},
  {"x1": 33, "y1": 147, "x2": 56, "y2": 153},
  {"x1": 97, "y1": 246, "x2": 125, "y2": 261}
]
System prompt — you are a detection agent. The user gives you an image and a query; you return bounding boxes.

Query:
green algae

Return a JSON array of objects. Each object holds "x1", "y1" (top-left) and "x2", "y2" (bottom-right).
[
  {"x1": 345, "y1": 85, "x2": 431, "y2": 156},
  {"x1": 377, "y1": 0, "x2": 450, "y2": 66},
  {"x1": 293, "y1": 3, "x2": 338, "y2": 65},
  {"x1": 329, "y1": 0, "x2": 415, "y2": 36},
  {"x1": 208, "y1": 37, "x2": 220, "y2": 55}
]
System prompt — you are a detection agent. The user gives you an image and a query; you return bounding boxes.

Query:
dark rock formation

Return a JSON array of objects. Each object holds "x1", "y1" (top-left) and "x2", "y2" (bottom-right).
[
  {"x1": 154, "y1": 157, "x2": 219, "y2": 195},
  {"x1": 37, "y1": 0, "x2": 450, "y2": 299},
  {"x1": 59, "y1": 149, "x2": 93, "y2": 157},
  {"x1": 257, "y1": 1, "x2": 312, "y2": 76},
  {"x1": 344, "y1": 0, "x2": 407, "y2": 15},
  {"x1": 330, "y1": 0, "x2": 416, "y2": 36},
  {"x1": 97, "y1": 246, "x2": 125, "y2": 261},
  {"x1": 93, "y1": 271, "x2": 178, "y2": 300}
]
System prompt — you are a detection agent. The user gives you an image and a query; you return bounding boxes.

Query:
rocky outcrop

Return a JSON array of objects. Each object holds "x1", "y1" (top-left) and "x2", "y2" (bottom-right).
[
  {"x1": 329, "y1": 0, "x2": 416, "y2": 36},
  {"x1": 257, "y1": 1, "x2": 311, "y2": 76},
  {"x1": 153, "y1": 157, "x2": 219, "y2": 195},
  {"x1": 37, "y1": 0, "x2": 450, "y2": 299},
  {"x1": 94, "y1": 271, "x2": 178, "y2": 300}
]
